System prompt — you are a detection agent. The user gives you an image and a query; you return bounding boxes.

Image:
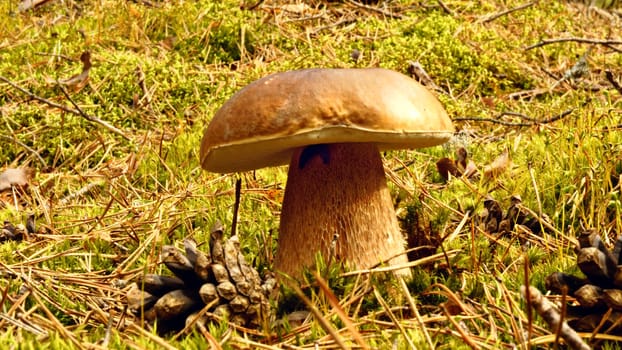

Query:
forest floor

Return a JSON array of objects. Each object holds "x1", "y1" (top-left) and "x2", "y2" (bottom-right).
[{"x1": 1, "y1": 0, "x2": 622, "y2": 348}]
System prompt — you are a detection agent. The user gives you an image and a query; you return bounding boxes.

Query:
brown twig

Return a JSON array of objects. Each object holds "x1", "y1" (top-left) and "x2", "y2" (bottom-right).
[
  {"x1": 597, "y1": 124, "x2": 622, "y2": 131},
  {"x1": 240, "y1": 0, "x2": 264, "y2": 11},
  {"x1": 0, "y1": 75, "x2": 130, "y2": 140},
  {"x1": 58, "y1": 180, "x2": 105, "y2": 207},
  {"x1": 0, "y1": 312, "x2": 46, "y2": 336},
  {"x1": 452, "y1": 116, "x2": 532, "y2": 126},
  {"x1": 480, "y1": 1, "x2": 536, "y2": 23},
  {"x1": 134, "y1": 65, "x2": 154, "y2": 113},
  {"x1": 606, "y1": 70, "x2": 622, "y2": 95},
  {"x1": 57, "y1": 84, "x2": 131, "y2": 140},
  {"x1": 310, "y1": 17, "x2": 357, "y2": 35},
  {"x1": 590, "y1": 307, "x2": 613, "y2": 343},
  {"x1": 453, "y1": 108, "x2": 575, "y2": 127},
  {"x1": 0, "y1": 134, "x2": 47, "y2": 166},
  {"x1": 231, "y1": 177, "x2": 242, "y2": 237},
  {"x1": 407, "y1": 60, "x2": 444, "y2": 93},
  {"x1": 436, "y1": 0, "x2": 455, "y2": 16},
  {"x1": 525, "y1": 37, "x2": 622, "y2": 51},
  {"x1": 520, "y1": 285, "x2": 590, "y2": 350},
  {"x1": 341, "y1": 250, "x2": 459, "y2": 276}
]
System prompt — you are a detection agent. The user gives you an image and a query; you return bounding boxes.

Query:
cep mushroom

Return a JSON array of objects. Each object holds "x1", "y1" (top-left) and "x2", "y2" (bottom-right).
[{"x1": 200, "y1": 68, "x2": 454, "y2": 279}]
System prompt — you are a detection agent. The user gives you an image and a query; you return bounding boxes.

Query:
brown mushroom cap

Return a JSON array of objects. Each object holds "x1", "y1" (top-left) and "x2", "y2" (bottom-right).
[{"x1": 200, "y1": 68, "x2": 453, "y2": 173}]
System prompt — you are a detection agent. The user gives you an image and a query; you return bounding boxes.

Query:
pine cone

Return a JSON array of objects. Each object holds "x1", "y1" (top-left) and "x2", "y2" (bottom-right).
[
  {"x1": 479, "y1": 195, "x2": 549, "y2": 240},
  {"x1": 126, "y1": 222, "x2": 274, "y2": 333},
  {"x1": 545, "y1": 230, "x2": 622, "y2": 334}
]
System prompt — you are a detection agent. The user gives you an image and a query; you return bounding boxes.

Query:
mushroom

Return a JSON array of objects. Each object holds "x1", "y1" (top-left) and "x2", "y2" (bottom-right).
[{"x1": 200, "y1": 68, "x2": 454, "y2": 279}]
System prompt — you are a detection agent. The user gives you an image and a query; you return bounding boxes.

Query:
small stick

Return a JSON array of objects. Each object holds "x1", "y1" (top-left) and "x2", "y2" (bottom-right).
[
  {"x1": 591, "y1": 308, "x2": 612, "y2": 341},
  {"x1": 310, "y1": 18, "x2": 357, "y2": 35},
  {"x1": 170, "y1": 300, "x2": 218, "y2": 341},
  {"x1": 407, "y1": 60, "x2": 443, "y2": 93},
  {"x1": 605, "y1": 70, "x2": 622, "y2": 95},
  {"x1": 452, "y1": 116, "x2": 532, "y2": 127},
  {"x1": 102, "y1": 311, "x2": 114, "y2": 347},
  {"x1": 128, "y1": 323, "x2": 178, "y2": 350},
  {"x1": 57, "y1": 84, "x2": 130, "y2": 140},
  {"x1": 134, "y1": 66, "x2": 154, "y2": 113},
  {"x1": 453, "y1": 108, "x2": 575, "y2": 127},
  {"x1": 480, "y1": 1, "x2": 535, "y2": 23},
  {"x1": 240, "y1": 0, "x2": 264, "y2": 11},
  {"x1": 0, "y1": 75, "x2": 130, "y2": 140},
  {"x1": 525, "y1": 37, "x2": 622, "y2": 51},
  {"x1": 520, "y1": 285, "x2": 590, "y2": 350},
  {"x1": 231, "y1": 177, "x2": 242, "y2": 237},
  {"x1": 58, "y1": 180, "x2": 105, "y2": 206},
  {"x1": 0, "y1": 312, "x2": 46, "y2": 336},
  {"x1": 501, "y1": 111, "x2": 539, "y2": 122},
  {"x1": 326, "y1": 233, "x2": 339, "y2": 271},
  {"x1": 0, "y1": 134, "x2": 46, "y2": 166},
  {"x1": 436, "y1": 0, "x2": 455, "y2": 16}
]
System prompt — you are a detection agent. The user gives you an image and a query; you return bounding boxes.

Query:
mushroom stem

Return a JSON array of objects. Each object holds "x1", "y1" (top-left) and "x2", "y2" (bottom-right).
[{"x1": 275, "y1": 143, "x2": 410, "y2": 279}]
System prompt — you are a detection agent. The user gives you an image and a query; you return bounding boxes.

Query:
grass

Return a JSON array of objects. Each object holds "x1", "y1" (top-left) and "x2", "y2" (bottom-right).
[{"x1": 1, "y1": 0, "x2": 622, "y2": 348}]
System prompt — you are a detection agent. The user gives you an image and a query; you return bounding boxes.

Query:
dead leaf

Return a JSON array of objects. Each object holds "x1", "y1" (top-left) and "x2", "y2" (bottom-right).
[
  {"x1": 483, "y1": 149, "x2": 510, "y2": 179},
  {"x1": 455, "y1": 147, "x2": 468, "y2": 171},
  {"x1": 45, "y1": 51, "x2": 92, "y2": 90},
  {"x1": 436, "y1": 157, "x2": 460, "y2": 181},
  {"x1": 407, "y1": 60, "x2": 443, "y2": 92},
  {"x1": 463, "y1": 160, "x2": 480, "y2": 179},
  {"x1": 1, "y1": 221, "x2": 26, "y2": 242},
  {"x1": 0, "y1": 168, "x2": 33, "y2": 192},
  {"x1": 436, "y1": 148, "x2": 481, "y2": 181}
]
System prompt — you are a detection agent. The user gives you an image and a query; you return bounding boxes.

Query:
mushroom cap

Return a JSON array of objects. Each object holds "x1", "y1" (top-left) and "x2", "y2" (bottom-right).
[{"x1": 200, "y1": 68, "x2": 454, "y2": 173}]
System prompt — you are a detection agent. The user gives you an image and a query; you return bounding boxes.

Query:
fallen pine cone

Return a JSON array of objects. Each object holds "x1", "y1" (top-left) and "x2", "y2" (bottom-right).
[
  {"x1": 478, "y1": 195, "x2": 550, "y2": 240},
  {"x1": 545, "y1": 230, "x2": 622, "y2": 335},
  {"x1": 126, "y1": 221, "x2": 274, "y2": 333}
]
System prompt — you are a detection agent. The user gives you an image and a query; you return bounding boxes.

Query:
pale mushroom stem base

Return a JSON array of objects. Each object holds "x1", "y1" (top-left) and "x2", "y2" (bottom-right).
[{"x1": 275, "y1": 142, "x2": 411, "y2": 279}]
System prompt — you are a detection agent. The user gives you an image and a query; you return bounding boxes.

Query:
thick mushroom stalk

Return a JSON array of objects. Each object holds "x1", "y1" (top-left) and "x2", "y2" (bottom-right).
[{"x1": 275, "y1": 142, "x2": 409, "y2": 279}]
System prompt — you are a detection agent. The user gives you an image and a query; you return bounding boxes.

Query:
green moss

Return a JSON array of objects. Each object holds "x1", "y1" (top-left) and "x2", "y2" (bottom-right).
[{"x1": 1, "y1": 0, "x2": 622, "y2": 348}]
